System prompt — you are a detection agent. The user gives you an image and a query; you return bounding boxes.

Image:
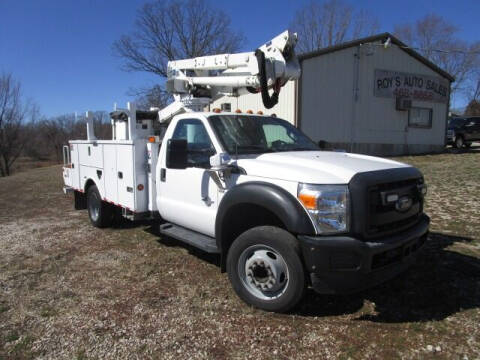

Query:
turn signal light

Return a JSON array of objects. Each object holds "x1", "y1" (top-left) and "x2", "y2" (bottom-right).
[
  {"x1": 148, "y1": 136, "x2": 156, "y2": 143},
  {"x1": 298, "y1": 193, "x2": 317, "y2": 210}
]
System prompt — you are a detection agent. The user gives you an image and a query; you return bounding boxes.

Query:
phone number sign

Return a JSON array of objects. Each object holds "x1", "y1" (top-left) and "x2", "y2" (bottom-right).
[{"x1": 374, "y1": 69, "x2": 449, "y2": 104}]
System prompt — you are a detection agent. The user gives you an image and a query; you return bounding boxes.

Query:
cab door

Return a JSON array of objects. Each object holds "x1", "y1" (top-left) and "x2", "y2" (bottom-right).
[{"x1": 158, "y1": 118, "x2": 218, "y2": 237}]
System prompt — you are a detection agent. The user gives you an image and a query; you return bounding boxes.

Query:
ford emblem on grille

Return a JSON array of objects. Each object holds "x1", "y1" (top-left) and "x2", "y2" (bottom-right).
[{"x1": 395, "y1": 195, "x2": 413, "y2": 212}]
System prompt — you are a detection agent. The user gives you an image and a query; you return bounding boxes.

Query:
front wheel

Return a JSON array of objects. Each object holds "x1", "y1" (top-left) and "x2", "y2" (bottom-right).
[
  {"x1": 227, "y1": 226, "x2": 306, "y2": 312},
  {"x1": 454, "y1": 135, "x2": 464, "y2": 148},
  {"x1": 87, "y1": 185, "x2": 113, "y2": 228}
]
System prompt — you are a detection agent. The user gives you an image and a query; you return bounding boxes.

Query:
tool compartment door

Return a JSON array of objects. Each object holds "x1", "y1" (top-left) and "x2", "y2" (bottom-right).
[
  {"x1": 103, "y1": 144, "x2": 118, "y2": 204},
  {"x1": 116, "y1": 145, "x2": 135, "y2": 209},
  {"x1": 62, "y1": 144, "x2": 81, "y2": 190}
]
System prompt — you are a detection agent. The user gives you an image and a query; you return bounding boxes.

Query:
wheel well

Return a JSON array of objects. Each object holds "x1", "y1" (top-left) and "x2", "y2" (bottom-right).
[{"x1": 219, "y1": 203, "x2": 286, "y2": 271}]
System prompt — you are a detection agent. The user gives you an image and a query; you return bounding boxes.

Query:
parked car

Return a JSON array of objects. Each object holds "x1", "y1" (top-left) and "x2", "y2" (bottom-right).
[{"x1": 447, "y1": 116, "x2": 480, "y2": 148}]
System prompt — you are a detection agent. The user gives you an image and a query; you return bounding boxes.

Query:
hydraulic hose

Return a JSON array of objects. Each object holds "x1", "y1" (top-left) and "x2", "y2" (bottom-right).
[{"x1": 254, "y1": 49, "x2": 280, "y2": 109}]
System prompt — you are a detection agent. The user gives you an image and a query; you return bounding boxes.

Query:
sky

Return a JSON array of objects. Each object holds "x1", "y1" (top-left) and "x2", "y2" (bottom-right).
[{"x1": 1, "y1": 0, "x2": 479, "y2": 117}]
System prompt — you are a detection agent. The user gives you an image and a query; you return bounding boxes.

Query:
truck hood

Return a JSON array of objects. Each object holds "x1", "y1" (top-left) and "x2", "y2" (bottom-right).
[{"x1": 235, "y1": 151, "x2": 409, "y2": 184}]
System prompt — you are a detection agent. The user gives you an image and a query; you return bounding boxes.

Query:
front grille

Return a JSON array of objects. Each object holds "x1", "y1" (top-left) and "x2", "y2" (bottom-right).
[
  {"x1": 366, "y1": 178, "x2": 422, "y2": 237},
  {"x1": 348, "y1": 167, "x2": 425, "y2": 240}
]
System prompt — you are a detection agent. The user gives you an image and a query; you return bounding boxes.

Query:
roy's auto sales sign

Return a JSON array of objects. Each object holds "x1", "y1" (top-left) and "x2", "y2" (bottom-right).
[{"x1": 374, "y1": 69, "x2": 449, "y2": 104}]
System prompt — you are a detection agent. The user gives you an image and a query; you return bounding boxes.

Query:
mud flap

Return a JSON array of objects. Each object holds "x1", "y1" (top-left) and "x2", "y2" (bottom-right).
[{"x1": 74, "y1": 191, "x2": 87, "y2": 210}]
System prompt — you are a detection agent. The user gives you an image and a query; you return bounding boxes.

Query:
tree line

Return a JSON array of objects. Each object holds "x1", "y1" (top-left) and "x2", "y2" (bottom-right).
[
  {"x1": 1, "y1": 0, "x2": 479, "y2": 176},
  {"x1": 0, "y1": 72, "x2": 110, "y2": 176}
]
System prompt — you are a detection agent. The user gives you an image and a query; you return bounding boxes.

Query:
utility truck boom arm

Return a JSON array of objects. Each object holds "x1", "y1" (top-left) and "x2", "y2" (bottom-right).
[{"x1": 159, "y1": 30, "x2": 300, "y2": 123}]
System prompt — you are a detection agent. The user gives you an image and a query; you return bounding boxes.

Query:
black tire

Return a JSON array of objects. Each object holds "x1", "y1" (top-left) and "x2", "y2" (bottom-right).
[
  {"x1": 465, "y1": 142, "x2": 472, "y2": 148},
  {"x1": 454, "y1": 135, "x2": 464, "y2": 148},
  {"x1": 226, "y1": 226, "x2": 306, "y2": 312},
  {"x1": 87, "y1": 185, "x2": 113, "y2": 228}
]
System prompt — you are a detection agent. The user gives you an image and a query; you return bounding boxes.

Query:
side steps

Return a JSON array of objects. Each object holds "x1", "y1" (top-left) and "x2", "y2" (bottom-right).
[{"x1": 159, "y1": 223, "x2": 220, "y2": 254}]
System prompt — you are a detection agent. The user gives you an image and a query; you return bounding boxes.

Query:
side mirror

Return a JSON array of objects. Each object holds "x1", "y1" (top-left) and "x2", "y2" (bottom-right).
[
  {"x1": 318, "y1": 140, "x2": 328, "y2": 149},
  {"x1": 166, "y1": 139, "x2": 188, "y2": 169},
  {"x1": 209, "y1": 152, "x2": 231, "y2": 170}
]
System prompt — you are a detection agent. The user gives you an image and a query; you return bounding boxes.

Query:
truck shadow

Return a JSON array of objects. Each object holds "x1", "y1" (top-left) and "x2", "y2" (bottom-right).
[
  {"x1": 144, "y1": 223, "x2": 221, "y2": 267},
  {"x1": 296, "y1": 232, "x2": 480, "y2": 323}
]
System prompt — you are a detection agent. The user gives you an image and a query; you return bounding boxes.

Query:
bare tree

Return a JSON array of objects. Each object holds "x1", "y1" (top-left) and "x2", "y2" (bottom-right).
[
  {"x1": 40, "y1": 114, "x2": 77, "y2": 162},
  {"x1": 471, "y1": 79, "x2": 480, "y2": 102},
  {"x1": 0, "y1": 73, "x2": 36, "y2": 176},
  {"x1": 464, "y1": 99, "x2": 480, "y2": 116},
  {"x1": 129, "y1": 85, "x2": 171, "y2": 110},
  {"x1": 113, "y1": 0, "x2": 244, "y2": 79},
  {"x1": 394, "y1": 14, "x2": 480, "y2": 96},
  {"x1": 290, "y1": 0, "x2": 379, "y2": 53},
  {"x1": 38, "y1": 111, "x2": 111, "y2": 162}
]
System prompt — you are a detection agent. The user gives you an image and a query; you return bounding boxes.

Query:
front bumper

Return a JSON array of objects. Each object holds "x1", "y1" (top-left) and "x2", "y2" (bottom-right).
[{"x1": 298, "y1": 214, "x2": 429, "y2": 294}]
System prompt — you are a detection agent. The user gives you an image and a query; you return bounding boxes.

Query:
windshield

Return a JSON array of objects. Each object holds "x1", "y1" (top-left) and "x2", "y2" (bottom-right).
[
  {"x1": 209, "y1": 115, "x2": 318, "y2": 155},
  {"x1": 448, "y1": 118, "x2": 466, "y2": 127}
]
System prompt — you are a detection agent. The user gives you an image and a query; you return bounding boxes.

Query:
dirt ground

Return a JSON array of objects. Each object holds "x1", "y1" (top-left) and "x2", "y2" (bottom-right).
[{"x1": 1, "y1": 147, "x2": 479, "y2": 359}]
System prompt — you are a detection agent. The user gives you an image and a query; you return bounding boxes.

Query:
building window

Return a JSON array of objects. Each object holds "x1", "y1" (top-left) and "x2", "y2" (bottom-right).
[
  {"x1": 221, "y1": 103, "x2": 231, "y2": 112},
  {"x1": 408, "y1": 107, "x2": 432, "y2": 128}
]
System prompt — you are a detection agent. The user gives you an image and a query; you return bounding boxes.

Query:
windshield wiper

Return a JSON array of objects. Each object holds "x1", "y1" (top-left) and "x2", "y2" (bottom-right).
[
  {"x1": 235, "y1": 145, "x2": 273, "y2": 154},
  {"x1": 273, "y1": 147, "x2": 316, "y2": 152}
]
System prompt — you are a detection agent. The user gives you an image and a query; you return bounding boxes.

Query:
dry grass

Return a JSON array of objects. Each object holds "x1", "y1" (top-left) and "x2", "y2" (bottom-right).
[{"x1": 0, "y1": 148, "x2": 479, "y2": 359}]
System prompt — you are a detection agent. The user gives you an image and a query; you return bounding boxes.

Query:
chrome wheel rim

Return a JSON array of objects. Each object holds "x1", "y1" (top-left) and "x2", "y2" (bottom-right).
[
  {"x1": 88, "y1": 191, "x2": 100, "y2": 222},
  {"x1": 238, "y1": 245, "x2": 289, "y2": 301},
  {"x1": 456, "y1": 137, "x2": 463, "y2": 148}
]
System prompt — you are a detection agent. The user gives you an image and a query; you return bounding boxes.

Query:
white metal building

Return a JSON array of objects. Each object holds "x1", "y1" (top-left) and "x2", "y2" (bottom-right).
[{"x1": 211, "y1": 33, "x2": 454, "y2": 156}]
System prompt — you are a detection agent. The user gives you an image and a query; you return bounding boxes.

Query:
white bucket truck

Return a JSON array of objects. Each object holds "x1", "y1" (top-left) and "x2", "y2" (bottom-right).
[{"x1": 63, "y1": 31, "x2": 429, "y2": 312}]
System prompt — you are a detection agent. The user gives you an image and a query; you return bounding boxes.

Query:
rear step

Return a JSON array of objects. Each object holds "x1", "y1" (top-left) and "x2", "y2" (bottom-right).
[{"x1": 159, "y1": 223, "x2": 219, "y2": 254}]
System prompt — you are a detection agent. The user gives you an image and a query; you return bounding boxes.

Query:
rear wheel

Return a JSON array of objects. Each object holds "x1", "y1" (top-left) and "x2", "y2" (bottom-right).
[
  {"x1": 227, "y1": 226, "x2": 306, "y2": 312},
  {"x1": 454, "y1": 135, "x2": 464, "y2": 148},
  {"x1": 87, "y1": 185, "x2": 113, "y2": 228}
]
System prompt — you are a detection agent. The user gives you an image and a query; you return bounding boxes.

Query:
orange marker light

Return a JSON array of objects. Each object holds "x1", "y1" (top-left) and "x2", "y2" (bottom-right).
[
  {"x1": 298, "y1": 193, "x2": 317, "y2": 210},
  {"x1": 213, "y1": 108, "x2": 221, "y2": 113},
  {"x1": 137, "y1": 184, "x2": 144, "y2": 191},
  {"x1": 257, "y1": 111, "x2": 263, "y2": 115},
  {"x1": 235, "y1": 109, "x2": 242, "y2": 113},
  {"x1": 148, "y1": 136, "x2": 156, "y2": 143},
  {"x1": 246, "y1": 109, "x2": 253, "y2": 114}
]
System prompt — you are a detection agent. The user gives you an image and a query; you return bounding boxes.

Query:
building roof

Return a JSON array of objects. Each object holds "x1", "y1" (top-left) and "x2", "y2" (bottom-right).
[{"x1": 298, "y1": 32, "x2": 455, "y2": 82}]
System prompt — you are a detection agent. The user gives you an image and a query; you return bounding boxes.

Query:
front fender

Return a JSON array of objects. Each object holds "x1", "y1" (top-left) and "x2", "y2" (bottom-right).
[{"x1": 215, "y1": 181, "x2": 315, "y2": 250}]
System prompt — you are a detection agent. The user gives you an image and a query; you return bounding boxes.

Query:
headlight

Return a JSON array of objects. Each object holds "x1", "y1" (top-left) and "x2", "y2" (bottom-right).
[{"x1": 297, "y1": 183, "x2": 350, "y2": 234}]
